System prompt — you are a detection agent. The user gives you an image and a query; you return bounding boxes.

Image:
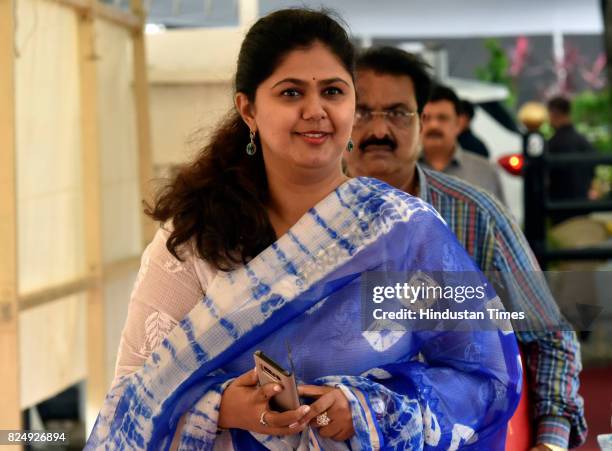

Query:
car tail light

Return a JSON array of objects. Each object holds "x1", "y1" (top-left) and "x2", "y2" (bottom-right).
[{"x1": 498, "y1": 153, "x2": 523, "y2": 176}]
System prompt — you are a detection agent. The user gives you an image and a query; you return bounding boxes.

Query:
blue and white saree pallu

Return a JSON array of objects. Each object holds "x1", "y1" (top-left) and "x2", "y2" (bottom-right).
[{"x1": 86, "y1": 177, "x2": 521, "y2": 450}]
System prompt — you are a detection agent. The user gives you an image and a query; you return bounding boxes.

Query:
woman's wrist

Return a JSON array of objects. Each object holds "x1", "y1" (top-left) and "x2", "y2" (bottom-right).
[
  {"x1": 218, "y1": 390, "x2": 233, "y2": 429},
  {"x1": 217, "y1": 380, "x2": 238, "y2": 430}
]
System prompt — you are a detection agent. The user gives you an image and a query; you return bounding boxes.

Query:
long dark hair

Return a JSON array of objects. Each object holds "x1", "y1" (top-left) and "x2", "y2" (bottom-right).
[{"x1": 146, "y1": 9, "x2": 355, "y2": 271}]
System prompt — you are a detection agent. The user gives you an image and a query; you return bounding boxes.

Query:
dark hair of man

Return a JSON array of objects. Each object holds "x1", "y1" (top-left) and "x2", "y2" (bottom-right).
[
  {"x1": 547, "y1": 96, "x2": 571, "y2": 115},
  {"x1": 146, "y1": 9, "x2": 355, "y2": 271},
  {"x1": 460, "y1": 99, "x2": 475, "y2": 120},
  {"x1": 356, "y1": 46, "x2": 432, "y2": 114},
  {"x1": 428, "y1": 84, "x2": 462, "y2": 116}
]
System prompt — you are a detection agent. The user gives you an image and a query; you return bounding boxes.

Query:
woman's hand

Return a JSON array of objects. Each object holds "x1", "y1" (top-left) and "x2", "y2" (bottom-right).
[
  {"x1": 297, "y1": 385, "x2": 355, "y2": 441},
  {"x1": 218, "y1": 368, "x2": 311, "y2": 435}
]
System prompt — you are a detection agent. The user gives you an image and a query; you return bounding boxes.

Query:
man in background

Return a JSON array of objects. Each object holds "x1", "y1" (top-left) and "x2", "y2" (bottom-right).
[
  {"x1": 421, "y1": 85, "x2": 505, "y2": 204},
  {"x1": 458, "y1": 99, "x2": 490, "y2": 158},
  {"x1": 345, "y1": 46, "x2": 586, "y2": 451},
  {"x1": 547, "y1": 96, "x2": 596, "y2": 202}
]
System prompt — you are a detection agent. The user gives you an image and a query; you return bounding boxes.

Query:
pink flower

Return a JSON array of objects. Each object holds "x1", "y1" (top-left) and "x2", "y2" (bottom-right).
[
  {"x1": 581, "y1": 53, "x2": 606, "y2": 90},
  {"x1": 510, "y1": 36, "x2": 529, "y2": 77}
]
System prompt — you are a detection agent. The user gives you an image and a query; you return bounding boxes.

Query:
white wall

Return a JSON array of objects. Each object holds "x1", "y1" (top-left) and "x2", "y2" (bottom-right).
[{"x1": 146, "y1": 27, "x2": 243, "y2": 170}]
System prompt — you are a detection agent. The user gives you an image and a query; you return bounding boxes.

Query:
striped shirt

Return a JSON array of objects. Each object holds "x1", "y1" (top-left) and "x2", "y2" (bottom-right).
[
  {"x1": 419, "y1": 146, "x2": 506, "y2": 205},
  {"x1": 417, "y1": 164, "x2": 586, "y2": 449}
]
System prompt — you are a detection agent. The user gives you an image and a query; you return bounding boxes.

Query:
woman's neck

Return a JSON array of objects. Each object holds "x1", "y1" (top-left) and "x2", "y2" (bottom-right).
[{"x1": 266, "y1": 167, "x2": 348, "y2": 238}]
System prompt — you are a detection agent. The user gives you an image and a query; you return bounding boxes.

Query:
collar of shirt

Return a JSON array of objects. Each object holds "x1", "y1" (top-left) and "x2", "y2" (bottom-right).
[
  {"x1": 415, "y1": 163, "x2": 429, "y2": 203},
  {"x1": 419, "y1": 144, "x2": 464, "y2": 171},
  {"x1": 452, "y1": 145, "x2": 465, "y2": 165}
]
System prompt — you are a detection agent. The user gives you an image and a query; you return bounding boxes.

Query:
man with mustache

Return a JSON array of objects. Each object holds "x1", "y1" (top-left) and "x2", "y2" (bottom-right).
[
  {"x1": 421, "y1": 85, "x2": 506, "y2": 204},
  {"x1": 345, "y1": 46, "x2": 585, "y2": 451}
]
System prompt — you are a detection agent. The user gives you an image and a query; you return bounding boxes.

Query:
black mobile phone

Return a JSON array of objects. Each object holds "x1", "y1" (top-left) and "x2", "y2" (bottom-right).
[{"x1": 253, "y1": 350, "x2": 300, "y2": 412}]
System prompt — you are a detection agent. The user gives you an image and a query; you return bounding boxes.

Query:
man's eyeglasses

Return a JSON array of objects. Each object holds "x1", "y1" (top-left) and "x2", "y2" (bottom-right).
[{"x1": 354, "y1": 108, "x2": 417, "y2": 128}]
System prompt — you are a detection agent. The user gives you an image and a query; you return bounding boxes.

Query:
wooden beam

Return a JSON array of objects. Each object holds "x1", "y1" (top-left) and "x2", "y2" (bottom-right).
[
  {"x1": 95, "y1": 2, "x2": 140, "y2": 30},
  {"x1": 77, "y1": 2, "x2": 106, "y2": 430},
  {"x1": 47, "y1": 0, "x2": 141, "y2": 30},
  {"x1": 103, "y1": 255, "x2": 142, "y2": 281},
  {"x1": 47, "y1": 0, "x2": 89, "y2": 16},
  {"x1": 17, "y1": 256, "x2": 141, "y2": 313},
  {"x1": 0, "y1": 0, "x2": 21, "y2": 441},
  {"x1": 131, "y1": 0, "x2": 155, "y2": 247},
  {"x1": 18, "y1": 277, "x2": 95, "y2": 312}
]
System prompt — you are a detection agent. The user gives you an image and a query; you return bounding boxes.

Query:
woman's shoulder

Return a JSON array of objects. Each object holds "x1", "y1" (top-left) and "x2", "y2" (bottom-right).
[{"x1": 149, "y1": 223, "x2": 219, "y2": 289}]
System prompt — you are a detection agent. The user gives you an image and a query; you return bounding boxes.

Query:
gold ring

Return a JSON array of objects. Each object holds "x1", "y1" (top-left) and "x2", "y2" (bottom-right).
[
  {"x1": 259, "y1": 410, "x2": 269, "y2": 426},
  {"x1": 316, "y1": 411, "x2": 331, "y2": 426}
]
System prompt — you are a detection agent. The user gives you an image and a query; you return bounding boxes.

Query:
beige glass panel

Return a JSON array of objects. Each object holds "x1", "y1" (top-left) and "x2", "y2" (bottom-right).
[
  {"x1": 19, "y1": 294, "x2": 87, "y2": 409},
  {"x1": 15, "y1": 0, "x2": 86, "y2": 293},
  {"x1": 96, "y1": 20, "x2": 142, "y2": 264}
]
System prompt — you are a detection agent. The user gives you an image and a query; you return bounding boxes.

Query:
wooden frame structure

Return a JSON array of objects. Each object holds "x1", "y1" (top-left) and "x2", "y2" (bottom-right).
[
  {"x1": 0, "y1": 0, "x2": 21, "y2": 439},
  {"x1": 79, "y1": 0, "x2": 106, "y2": 418},
  {"x1": 0, "y1": 0, "x2": 152, "y2": 437},
  {"x1": 131, "y1": 0, "x2": 155, "y2": 246}
]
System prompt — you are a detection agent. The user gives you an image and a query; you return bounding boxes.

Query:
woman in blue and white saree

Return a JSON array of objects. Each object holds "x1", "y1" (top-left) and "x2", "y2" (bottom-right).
[{"x1": 86, "y1": 9, "x2": 520, "y2": 451}]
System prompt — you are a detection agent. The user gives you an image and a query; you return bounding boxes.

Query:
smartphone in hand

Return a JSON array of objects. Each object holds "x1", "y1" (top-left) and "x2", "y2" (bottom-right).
[{"x1": 254, "y1": 350, "x2": 300, "y2": 412}]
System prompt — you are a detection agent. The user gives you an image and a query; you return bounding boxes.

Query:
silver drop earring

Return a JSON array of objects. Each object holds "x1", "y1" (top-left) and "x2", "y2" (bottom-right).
[{"x1": 246, "y1": 130, "x2": 257, "y2": 155}]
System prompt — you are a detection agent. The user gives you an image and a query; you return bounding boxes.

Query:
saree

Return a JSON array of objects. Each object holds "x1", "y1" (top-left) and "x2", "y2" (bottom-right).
[{"x1": 86, "y1": 177, "x2": 521, "y2": 450}]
